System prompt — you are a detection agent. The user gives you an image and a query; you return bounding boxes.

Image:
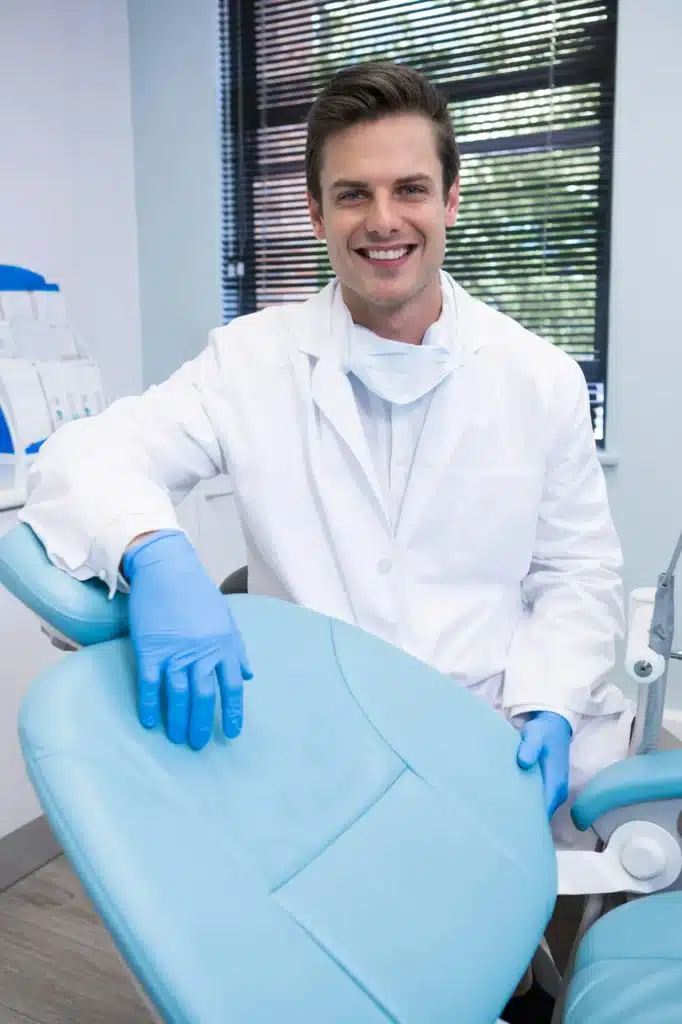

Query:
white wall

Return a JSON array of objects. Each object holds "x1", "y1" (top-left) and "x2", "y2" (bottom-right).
[
  {"x1": 127, "y1": 0, "x2": 223, "y2": 387},
  {"x1": 604, "y1": 0, "x2": 682, "y2": 705},
  {"x1": 0, "y1": 0, "x2": 142, "y2": 839},
  {"x1": 126, "y1": 0, "x2": 246, "y2": 595},
  {"x1": 0, "y1": 0, "x2": 142, "y2": 402}
]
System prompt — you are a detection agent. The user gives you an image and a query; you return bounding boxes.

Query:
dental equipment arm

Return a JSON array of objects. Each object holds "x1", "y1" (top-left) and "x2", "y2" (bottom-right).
[
  {"x1": 626, "y1": 528, "x2": 682, "y2": 755},
  {"x1": 571, "y1": 749, "x2": 682, "y2": 831},
  {"x1": 554, "y1": 745, "x2": 682, "y2": 898},
  {"x1": 555, "y1": 528, "x2": 682, "y2": 899}
]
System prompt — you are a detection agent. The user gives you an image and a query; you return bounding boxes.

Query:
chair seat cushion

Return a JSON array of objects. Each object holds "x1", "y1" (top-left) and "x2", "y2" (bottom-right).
[
  {"x1": 19, "y1": 594, "x2": 556, "y2": 1023},
  {"x1": 564, "y1": 891, "x2": 682, "y2": 1023}
]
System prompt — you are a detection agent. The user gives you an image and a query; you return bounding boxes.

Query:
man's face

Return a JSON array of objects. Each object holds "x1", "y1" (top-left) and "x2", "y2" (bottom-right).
[{"x1": 308, "y1": 113, "x2": 459, "y2": 315}]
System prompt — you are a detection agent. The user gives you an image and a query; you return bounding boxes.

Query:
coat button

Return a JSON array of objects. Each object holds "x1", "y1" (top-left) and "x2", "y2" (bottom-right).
[{"x1": 377, "y1": 556, "x2": 393, "y2": 574}]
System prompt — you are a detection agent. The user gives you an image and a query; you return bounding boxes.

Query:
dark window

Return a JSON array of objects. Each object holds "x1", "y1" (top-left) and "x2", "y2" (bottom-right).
[{"x1": 220, "y1": 0, "x2": 618, "y2": 445}]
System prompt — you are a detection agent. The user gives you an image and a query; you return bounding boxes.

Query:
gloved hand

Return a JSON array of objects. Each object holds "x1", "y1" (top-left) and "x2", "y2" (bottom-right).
[
  {"x1": 122, "y1": 529, "x2": 252, "y2": 750},
  {"x1": 516, "y1": 711, "x2": 572, "y2": 819}
]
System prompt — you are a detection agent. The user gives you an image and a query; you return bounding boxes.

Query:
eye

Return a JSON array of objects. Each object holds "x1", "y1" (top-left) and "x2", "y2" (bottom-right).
[
  {"x1": 399, "y1": 184, "x2": 428, "y2": 197},
  {"x1": 337, "y1": 190, "x2": 364, "y2": 203}
]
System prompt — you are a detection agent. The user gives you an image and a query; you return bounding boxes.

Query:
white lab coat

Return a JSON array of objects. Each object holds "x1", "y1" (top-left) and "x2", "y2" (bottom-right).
[{"x1": 20, "y1": 273, "x2": 633, "y2": 849}]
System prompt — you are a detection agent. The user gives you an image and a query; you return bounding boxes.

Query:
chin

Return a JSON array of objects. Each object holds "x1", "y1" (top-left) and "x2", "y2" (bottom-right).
[
  {"x1": 340, "y1": 268, "x2": 422, "y2": 311},
  {"x1": 366, "y1": 282, "x2": 419, "y2": 309}
]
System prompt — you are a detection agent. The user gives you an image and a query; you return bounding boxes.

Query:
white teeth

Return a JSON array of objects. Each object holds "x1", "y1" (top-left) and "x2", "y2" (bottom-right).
[{"x1": 366, "y1": 247, "x2": 410, "y2": 261}]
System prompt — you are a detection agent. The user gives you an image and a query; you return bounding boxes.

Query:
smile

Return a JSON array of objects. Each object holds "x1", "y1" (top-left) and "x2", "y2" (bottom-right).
[{"x1": 355, "y1": 244, "x2": 418, "y2": 266}]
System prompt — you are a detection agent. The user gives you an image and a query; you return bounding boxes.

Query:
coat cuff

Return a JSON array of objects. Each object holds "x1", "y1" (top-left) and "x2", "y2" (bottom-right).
[
  {"x1": 89, "y1": 512, "x2": 185, "y2": 596},
  {"x1": 507, "y1": 704, "x2": 581, "y2": 735}
]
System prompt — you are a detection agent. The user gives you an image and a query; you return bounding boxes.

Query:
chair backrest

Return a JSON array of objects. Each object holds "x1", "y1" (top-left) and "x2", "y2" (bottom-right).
[{"x1": 2, "y1": 523, "x2": 559, "y2": 1021}]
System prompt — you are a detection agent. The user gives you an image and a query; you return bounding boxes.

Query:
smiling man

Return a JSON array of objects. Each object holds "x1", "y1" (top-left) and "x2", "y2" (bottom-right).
[
  {"x1": 308, "y1": 109, "x2": 458, "y2": 343},
  {"x1": 21, "y1": 62, "x2": 632, "y2": 857}
]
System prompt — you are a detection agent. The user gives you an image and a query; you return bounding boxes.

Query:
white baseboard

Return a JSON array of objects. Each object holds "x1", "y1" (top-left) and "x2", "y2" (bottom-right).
[{"x1": 663, "y1": 710, "x2": 682, "y2": 742}]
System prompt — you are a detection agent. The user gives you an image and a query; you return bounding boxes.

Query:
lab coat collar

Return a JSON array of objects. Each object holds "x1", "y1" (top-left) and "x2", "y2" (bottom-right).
[
  {"x1": 294, "y1": 270, "x2": 484, "y2": 366},
  {"x1": 333, "y1": 269, "x2": 457, "y2": 360}
]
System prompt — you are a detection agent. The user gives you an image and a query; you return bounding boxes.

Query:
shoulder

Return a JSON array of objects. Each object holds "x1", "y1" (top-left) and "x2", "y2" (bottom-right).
[
  {"x1": 455, "y1": 280, "x2": 588, "y2": 405},
  {"x1": 207, "y1": 283, "x2": 332, "y2": 366},
  {"x1": 452, "y1": 281, "x2": 593, "y2": 460},
  {"x1": 208, "y1": 304, "x2": 294, "y2": 359}
]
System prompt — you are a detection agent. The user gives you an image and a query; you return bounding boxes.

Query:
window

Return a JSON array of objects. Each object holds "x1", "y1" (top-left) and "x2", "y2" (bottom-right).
[{"x1": 220, "y1": 0, "x2": 618, "y2": 444}]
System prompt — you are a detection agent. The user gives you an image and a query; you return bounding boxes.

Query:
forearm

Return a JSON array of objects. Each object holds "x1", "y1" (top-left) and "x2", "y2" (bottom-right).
[
  {"x1": 503, "y1": 545, "x2": 624, "y2": 720},
  {"x1": 19, "y1": 414, "x2": 181, "y2": 593},
  {"x1": 502, "y1": 354, "x2": 625, "y2": 721},
  {"x1": 20, "y1": 346, "x2": 225, "y2": 593}
]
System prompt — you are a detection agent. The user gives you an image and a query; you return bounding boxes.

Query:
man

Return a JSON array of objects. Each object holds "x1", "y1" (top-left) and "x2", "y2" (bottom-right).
[{"x1": 20, "y1": 61, "x2": 632, "y2": 854}]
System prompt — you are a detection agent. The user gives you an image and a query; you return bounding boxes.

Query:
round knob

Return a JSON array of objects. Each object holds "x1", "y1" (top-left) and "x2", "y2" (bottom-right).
[{"x1": 620, "y1": 837, "x2": 667, "y2": 880}]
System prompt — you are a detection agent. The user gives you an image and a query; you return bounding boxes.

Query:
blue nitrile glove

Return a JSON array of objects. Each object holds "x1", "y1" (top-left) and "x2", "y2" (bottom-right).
[
  {"x1": 122, "y1": 529, "x2": 252, "y2": 750},
  {"x1": 516, "y1": 711, "x2": 572, "y2": 820}
]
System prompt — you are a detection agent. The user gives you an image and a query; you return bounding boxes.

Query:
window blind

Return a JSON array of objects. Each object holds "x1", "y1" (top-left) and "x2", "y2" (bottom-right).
[{"x1": 219, "y1": 0, "x2": 618, "y2": 442}]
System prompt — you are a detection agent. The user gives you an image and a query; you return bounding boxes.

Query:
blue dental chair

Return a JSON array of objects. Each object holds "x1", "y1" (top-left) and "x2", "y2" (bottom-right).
[{"x1": 2, "y1": 522, "x2": 682, "y2": 1023}]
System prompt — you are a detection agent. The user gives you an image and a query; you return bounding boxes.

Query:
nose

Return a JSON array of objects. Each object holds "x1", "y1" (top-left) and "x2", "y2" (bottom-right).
[{"x1": 363, "y1": 193, "x2": 403, "y2": 239}]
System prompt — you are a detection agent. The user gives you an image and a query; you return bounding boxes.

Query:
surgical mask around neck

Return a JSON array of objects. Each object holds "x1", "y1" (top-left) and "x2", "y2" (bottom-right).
[
  {"x1": 345, "y1": 330, "x2": 454, "y2": 405},
  {"x1": 340, "y1": 290, "x2": 456, "y2": 405}
]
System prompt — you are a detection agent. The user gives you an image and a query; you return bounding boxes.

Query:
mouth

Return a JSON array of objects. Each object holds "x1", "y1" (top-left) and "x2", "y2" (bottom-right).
[{"x1": 354, "y1": 244, "x2": 418, "y2": 269}]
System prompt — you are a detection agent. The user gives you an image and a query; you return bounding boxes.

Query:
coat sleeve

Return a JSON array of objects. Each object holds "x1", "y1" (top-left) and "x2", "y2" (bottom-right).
[
  {"x1": 19, "y1": 330, "x2": 228, "y2": 595},
  {"x1": 501, "y1": 355, "x2": 625, "y2": 728}
]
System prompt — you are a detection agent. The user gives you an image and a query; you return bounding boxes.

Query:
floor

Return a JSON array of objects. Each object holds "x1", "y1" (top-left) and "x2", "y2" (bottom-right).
[{"x1": 0, "y1": 856, "x2": 151, "y2": 1023}]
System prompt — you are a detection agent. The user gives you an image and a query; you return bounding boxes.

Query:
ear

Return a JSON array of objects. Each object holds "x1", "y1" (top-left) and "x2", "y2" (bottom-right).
[
  {"x1": 445, "y1": 178, "x2": 460, "y2": 229},
  {"x1": 307, "y1": 192, "x2": 326, "y2": 241}
]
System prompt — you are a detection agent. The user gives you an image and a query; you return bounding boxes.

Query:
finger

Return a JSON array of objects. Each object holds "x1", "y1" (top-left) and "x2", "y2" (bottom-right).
[
  {"x1": 226, "y1": 611, "x2": 253, "y2": 681},
  {"x1": 165, "y1": 665, "x2": 191, "y2": 745},
  {"x1": 541, "y1": 752, "x2": 570, "y2": 819},
  {"x1": 216, "y1": 652, "x2": 244, "y2": 739},
  {"x1": 188, "y1": 657, "x2": 218, "y2": 751},
  {"x1": 236, "y1": 633, "x2": 253, "y2": 681},
  {"x1": 137, "y1": 654, "x2": 162, "y2": 729},
  {"x1": 516, "y1": 722, "x2": 544, "y2": 770}
]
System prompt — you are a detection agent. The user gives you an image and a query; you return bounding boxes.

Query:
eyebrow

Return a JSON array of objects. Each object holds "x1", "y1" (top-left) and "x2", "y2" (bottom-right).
[{"x1": 329, "y1": 173, "x2": 435, "y2": 192}]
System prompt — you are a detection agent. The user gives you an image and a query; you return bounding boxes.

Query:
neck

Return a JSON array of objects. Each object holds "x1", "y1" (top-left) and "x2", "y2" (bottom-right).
[{"x1": 341, "y1": 276, "x2": 443, "y2": 345}]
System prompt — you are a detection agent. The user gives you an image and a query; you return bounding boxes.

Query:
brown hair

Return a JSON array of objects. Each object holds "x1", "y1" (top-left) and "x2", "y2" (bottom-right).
[{"x1": 305, "y1": 61, "x2": 460, "y2": 205}]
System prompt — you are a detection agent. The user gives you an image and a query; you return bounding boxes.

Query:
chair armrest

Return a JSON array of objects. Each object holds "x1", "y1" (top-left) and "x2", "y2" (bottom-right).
[
  {"x1": 0, "y1": 523, "x2": 128, "y2": 646},
  {"x1": 571, "y1": 750, "x2": 682, "y2": 831}
]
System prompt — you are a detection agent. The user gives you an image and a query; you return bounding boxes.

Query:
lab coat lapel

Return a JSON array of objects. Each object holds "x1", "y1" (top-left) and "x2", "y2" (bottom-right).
[
  {"x1": 398, "y1": 282, "x2": 486, "y2": 536},
  {"x1": 297, "y1": 283, "x2": 391, "y2": 530}
]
